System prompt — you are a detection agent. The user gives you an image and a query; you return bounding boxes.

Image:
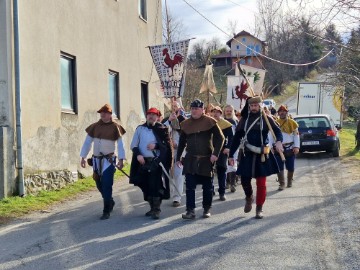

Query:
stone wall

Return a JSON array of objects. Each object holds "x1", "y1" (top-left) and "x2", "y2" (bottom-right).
[{"x1": 24, "y1": 170, "x2": 78, "y2": 194}]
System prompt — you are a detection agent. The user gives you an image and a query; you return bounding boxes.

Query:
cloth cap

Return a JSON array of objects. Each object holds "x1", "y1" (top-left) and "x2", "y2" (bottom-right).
[
  {"x1": 190, "y1": 99, "x2": 204, "y2": 108},
  {"x1": 248, "y1": 96, "x2": 262, "y2": 104},
  {"x1": 211, "y1": 106, "x2": 223, "y2": 114},
  {"x1": 277, "y1": 104, "x2": 289, "y2": 112},
  {"x1": 146, "y1": 107, "x2": 160, "y2": 116},
  {"x1": 97, "y1": 104, "x2": 112, "y2": 114}
]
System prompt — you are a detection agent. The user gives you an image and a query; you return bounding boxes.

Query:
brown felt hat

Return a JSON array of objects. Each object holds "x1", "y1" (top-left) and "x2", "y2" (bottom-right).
[
  {"x1": 97, "y1": 104, "x2": 112, "y2": 114},
  {"x1": 248, "y1": 96, "x2": 262, "y2": 104},
  {"x1": 211, "y1": 106, "x2": 223, "y2": 114},
  {"x1": 277, "y1": 104, "x2": 289, "y2": 112}
]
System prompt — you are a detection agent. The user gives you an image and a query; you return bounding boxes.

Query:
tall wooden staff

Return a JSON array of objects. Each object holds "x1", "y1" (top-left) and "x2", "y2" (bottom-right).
[{"x1": 237, "y1": 62, "x2": 285, "y2": 161}]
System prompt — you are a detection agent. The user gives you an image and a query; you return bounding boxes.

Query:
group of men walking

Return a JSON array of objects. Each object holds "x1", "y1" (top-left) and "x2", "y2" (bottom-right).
[{"x1": 80, "y1": 96, "x2": 300, "y2": 220}]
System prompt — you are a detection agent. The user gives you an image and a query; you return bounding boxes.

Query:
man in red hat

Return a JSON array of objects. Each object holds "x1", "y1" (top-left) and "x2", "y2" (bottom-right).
[
  {"x1": 129, "y1": 107, "x2": 172, "y2": 219},
  {"x1": 274, "y1": 105, "x2": 300, "y2": 190},
  {"x1": 80, "y1": 104, "x2": 126, "y2": 220},
  {"x1": 211, "y1": 106, "x2": 233, "y2": 201}
]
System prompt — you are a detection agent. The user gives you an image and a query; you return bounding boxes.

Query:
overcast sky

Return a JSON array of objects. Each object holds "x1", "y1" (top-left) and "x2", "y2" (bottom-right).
[
  {"x1": 163, "y1": 0, "x2": 258, "y2": 46},
  {"x1": 162, "y1": 0, "x2": 357, "y2": 49}
]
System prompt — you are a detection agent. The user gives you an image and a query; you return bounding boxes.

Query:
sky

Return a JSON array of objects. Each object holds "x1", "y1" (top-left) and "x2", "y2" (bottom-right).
[
  {"x1": 163, "y1": 0, "x2": 258, "y2": 47},
  {"x1": 163, "y1": 0, "x2": 358, "y2": 50}
]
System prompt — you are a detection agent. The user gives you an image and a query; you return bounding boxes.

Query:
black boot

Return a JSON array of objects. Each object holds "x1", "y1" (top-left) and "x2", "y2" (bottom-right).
[
  {"x1": 145, "y1": 197, "x2": 154, "y2": 217},
  {"x1": 182, "y1": 209, "x2": 196, "y2": 220},
  {"x1": 100, "y1": 200, "x2": 111, "y2": 220},
  {"x1": 244, "y1": 195, "x2": 253, "y2": 213},
  {"x1": 255, "y1": 205, "x2": 263, "y2": 219},
  {"x1": 151, "y1": 197, "x2": 162, "y2": 220},
  {"x1": 203, "y1": 207, "x2": 211, "y2": 218}
]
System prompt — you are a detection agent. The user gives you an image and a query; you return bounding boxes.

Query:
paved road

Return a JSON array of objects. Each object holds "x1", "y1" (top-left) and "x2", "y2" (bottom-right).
[{"x1": 0, "y1": 154, "x2": 359, "y2": 270}]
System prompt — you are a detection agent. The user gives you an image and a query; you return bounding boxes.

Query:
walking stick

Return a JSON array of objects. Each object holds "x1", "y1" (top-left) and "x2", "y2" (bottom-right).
[{"x1": 237, "y1": 62, "x2": 285, "y2": 161}]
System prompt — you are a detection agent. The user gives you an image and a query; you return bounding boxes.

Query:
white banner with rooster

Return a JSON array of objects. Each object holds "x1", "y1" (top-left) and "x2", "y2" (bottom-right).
[
  {"x1": 226, "y1": 75, "x2": 255, "y2": 111},
  {"x1": 149, "y1": 39, "x2": 191, "y2": 98},
  {"x1": 235, "y1": 64, "x2": 266, "y2": 95}
]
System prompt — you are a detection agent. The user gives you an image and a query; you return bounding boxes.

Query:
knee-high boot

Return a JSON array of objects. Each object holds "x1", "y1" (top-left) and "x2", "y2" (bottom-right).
[
  {"x1": 145, "y1": 197, "x2": 154, "y2": 216},
  {"x1": 277, "y1": 170, "x2": 285, "y2": 190},
  {"x1": 287, "y1": 171, "x2": 294, "y2": 187},
  {"x1": 152, "y1": 197, "x2": 162, "y2": 220},
  {"x1": 100, "y1": 200, "x2": 111, "y2": 220}
]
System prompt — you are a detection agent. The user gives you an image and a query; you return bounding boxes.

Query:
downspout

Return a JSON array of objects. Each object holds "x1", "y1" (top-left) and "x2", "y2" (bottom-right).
[{"x1": 13, "y1": 0, "x2": 25, "y2": 196}]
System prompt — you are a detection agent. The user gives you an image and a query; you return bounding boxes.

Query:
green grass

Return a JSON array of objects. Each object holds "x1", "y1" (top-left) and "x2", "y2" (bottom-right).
[
  {"x1": 273, "y1": 81, "x2": 298, "y2": 105},
  {"x1": 0, "y1": 164, "x2": 130, "y2": 224},
  {"x1": 339, "y1": 122, "x2": 360, "y2": 159}
]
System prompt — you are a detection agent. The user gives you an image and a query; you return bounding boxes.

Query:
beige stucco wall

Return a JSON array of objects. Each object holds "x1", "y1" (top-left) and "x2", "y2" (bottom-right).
[{"x1": 16, "y1": 0, "x2": 163, "y2": 176}]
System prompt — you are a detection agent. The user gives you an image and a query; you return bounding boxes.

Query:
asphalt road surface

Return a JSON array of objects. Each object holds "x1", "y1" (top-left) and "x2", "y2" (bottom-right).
[{"x1": 0, "y1": 153, "x2": 359, "y2": 270}]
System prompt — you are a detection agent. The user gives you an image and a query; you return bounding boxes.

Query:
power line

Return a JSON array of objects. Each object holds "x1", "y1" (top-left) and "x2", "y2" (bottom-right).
[{"x1": 182, "y1": 0, "x2": 333, "y2": 67}]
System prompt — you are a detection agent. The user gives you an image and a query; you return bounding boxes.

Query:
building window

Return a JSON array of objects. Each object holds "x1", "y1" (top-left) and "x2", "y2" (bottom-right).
[
  {"x1": 240, "y1": 59, "x2": 246, "y2": 64},
  {"x1": 242, "y1": 37, "x2": 246, "y2": 42},
  {"x1": 109, "y1": 71, "x2": 120, "y2": 118},
  {"x1": 246, "y1": 45, "x2": 255, "y2": 56},
  {"x1": 141, "y1": 82, "x2": 148, "y2": 118},
  {"x1": 236, "y1": 45, "x2": 240, "y2": 50},
  {"x1": 139, "y1": 0, "x2": 147, "y2": 21},
  {"x1": 255, "y1": 44, "x2": 261, "y2": 55},
  {"x1": 60, "y1": 53, "x2": 77, "y2": 113},
  {"x1": 247, "y1": 58, "x2": 252, "y2": 64}
]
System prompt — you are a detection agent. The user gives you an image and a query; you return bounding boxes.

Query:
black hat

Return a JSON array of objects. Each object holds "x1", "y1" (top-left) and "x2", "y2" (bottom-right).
[{"x1": 190, "y1": 99, "x2": 204, "y2": 108}]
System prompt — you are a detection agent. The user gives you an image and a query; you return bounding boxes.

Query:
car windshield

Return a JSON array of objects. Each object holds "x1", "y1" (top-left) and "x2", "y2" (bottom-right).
[{"x1": 295, "y1": 117, "x2": 330, "y2": 129}]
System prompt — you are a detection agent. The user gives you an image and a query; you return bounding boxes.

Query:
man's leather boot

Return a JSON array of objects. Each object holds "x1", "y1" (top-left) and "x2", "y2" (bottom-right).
[
  {"x1": 203, "y1": 207, "x2": 211, "y2": 218},
  {"x1": 277, "y1": 171, "x2": 285, "y2": 191},
  {"x1": 244, "y1": 195, "x2": 253, "y2": 213},
  {"x1": 151, "y1": 197, "x2": 161, "y2": 220},
  {"x1": 287, "y1": 171, "x2": 294, "y2": 188},
  {"x1": 255, "y1": 205, "x2": 263, "y2": 219},
  {"x1": 182, "y1": 209, "x2": 196, "y2": 220},
  {"x1": 145, "y1": 197, "x2": 154, "y2": 217},
  {"x1": 100, "y1": 200, "x2": 111, "y2": 220}
]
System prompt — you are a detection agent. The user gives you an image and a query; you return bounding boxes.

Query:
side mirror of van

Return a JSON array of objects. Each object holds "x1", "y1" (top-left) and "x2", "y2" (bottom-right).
[{"x1": 335, "y1": 124, "x2": 342, "y2": 130}]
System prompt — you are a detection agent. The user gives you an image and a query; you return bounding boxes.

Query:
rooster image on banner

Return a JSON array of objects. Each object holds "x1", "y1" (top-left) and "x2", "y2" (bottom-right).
[{"x1": 149, "y1": 39, "x2": 191, "y2": 98}]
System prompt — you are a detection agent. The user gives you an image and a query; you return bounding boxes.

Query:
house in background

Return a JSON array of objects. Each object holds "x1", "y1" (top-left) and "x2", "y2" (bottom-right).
[
  {"x1": 212, "y1": 30, "x2": 267, "y2": 69},
  {"x1": 0, "y1": 0, "x2": 162, "y2": 198}
]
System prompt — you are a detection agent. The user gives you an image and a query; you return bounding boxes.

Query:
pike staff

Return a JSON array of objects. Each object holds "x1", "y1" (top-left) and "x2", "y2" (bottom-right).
[{"x1": 237, "y1": 62, "x2": 286, "y2": 161}]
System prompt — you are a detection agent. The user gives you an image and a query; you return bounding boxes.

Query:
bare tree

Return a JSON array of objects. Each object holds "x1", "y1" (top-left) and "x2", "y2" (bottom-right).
[{"x1": 162, "y1": 0, "x2": 187, "y2": 43}]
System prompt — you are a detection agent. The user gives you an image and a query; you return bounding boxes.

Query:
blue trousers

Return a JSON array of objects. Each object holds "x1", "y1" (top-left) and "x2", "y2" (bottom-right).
[
  {"x1": 185, "y1": 174, "x2": 213, "y2": 210},
  {"x1": 95, "y1": 164, "x2": 116, "y2": 203},
  {"x1": 275, "y1": 153, "x2": 295, "y2": 172},
  {"x1": 216, "y1": 165, "x2": 227, "y2": 195}
]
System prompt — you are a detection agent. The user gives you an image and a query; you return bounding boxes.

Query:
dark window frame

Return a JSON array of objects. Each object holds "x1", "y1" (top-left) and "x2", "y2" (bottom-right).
[
  {"x1": 139, "y1": 0, "x2": 147, "y2": 21},
  {"x1": 141, "y1": 81, "x2": 149, "y2": 118},
  {"x1": 108, "y1": 70, "x2": 120, "y2": 119},
  {"x1": 60, "y1": 52, "x2": 77, "y2": 114}
]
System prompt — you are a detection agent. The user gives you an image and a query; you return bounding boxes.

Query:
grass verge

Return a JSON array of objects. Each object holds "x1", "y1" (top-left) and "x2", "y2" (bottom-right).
[
  {"x1": 339, "y1": 122, "x2": 360, "y2": 159},
  {"x1": 0, "y1": 164, "x2": 130, "y2": 225}
]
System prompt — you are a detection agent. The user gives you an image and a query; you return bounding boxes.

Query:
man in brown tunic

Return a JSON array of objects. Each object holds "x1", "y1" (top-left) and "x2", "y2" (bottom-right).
[{"x1": 176, "y1": 99, "x2": 225, "y2": 219}]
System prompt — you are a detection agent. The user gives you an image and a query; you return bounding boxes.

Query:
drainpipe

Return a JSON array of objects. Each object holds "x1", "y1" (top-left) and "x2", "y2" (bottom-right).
[{"x1": 13, "y1": 0, "x2": 25, "y2": 196}]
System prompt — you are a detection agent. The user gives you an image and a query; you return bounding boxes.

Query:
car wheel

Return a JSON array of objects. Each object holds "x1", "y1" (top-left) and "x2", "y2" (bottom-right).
[{"x1": 332, "y1": 143, "x2": 340, "y2": 157}]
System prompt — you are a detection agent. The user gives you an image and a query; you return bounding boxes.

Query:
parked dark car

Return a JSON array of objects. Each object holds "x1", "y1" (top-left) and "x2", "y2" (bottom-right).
[{"x1": 293, "y1": 114, "x2": 341, "y2": 157}]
